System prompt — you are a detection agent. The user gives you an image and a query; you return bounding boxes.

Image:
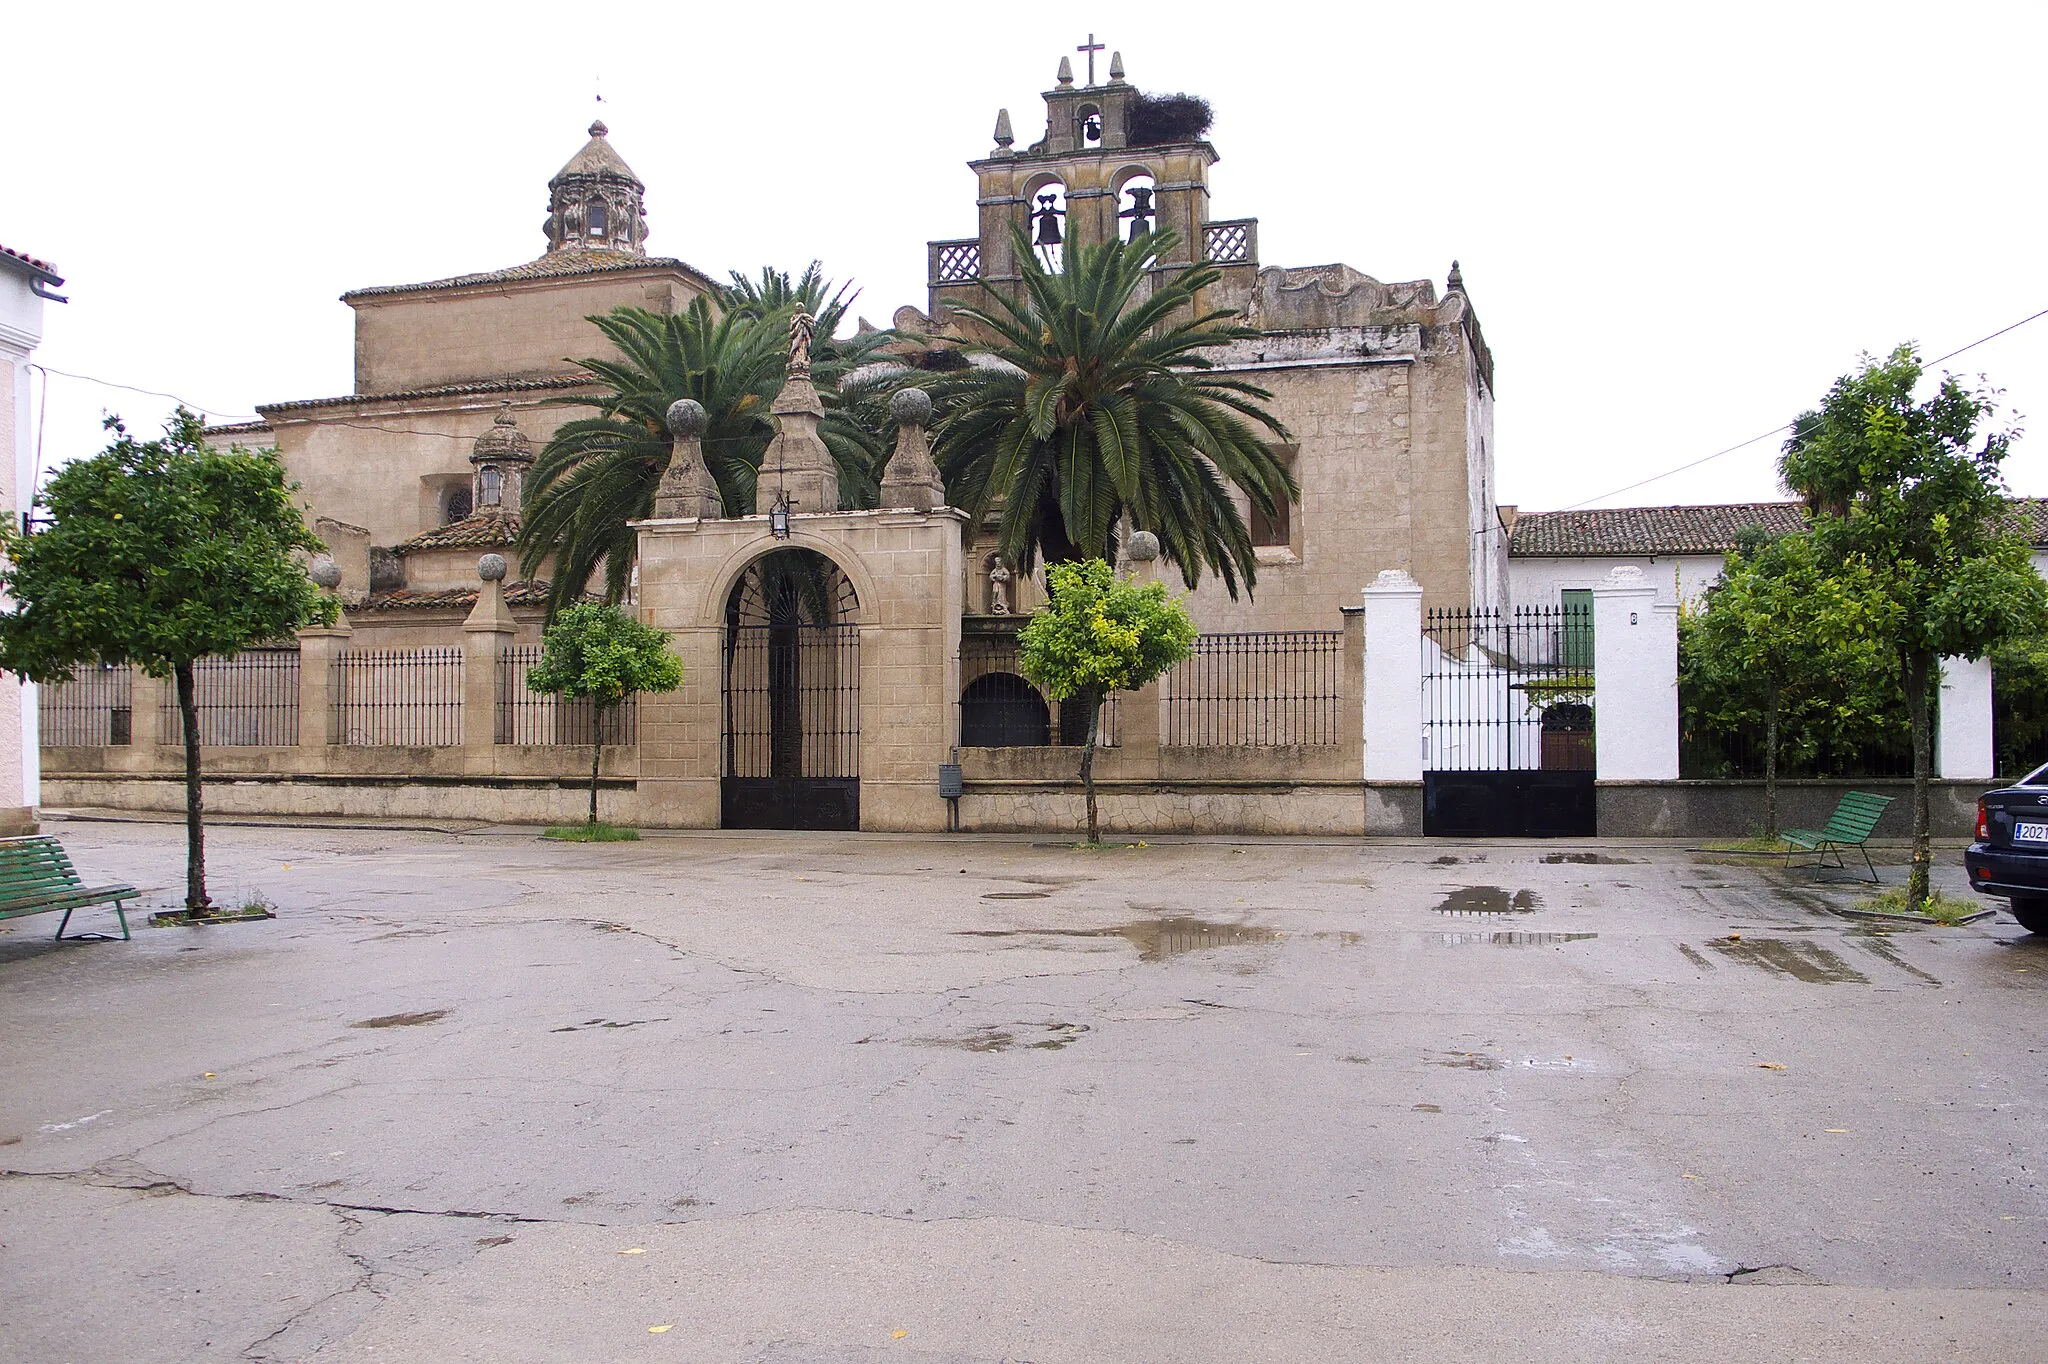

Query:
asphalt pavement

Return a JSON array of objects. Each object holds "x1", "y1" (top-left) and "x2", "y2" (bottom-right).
[{"x1": 1, "y1": 819, "x2": 2042, "y2": 1362}]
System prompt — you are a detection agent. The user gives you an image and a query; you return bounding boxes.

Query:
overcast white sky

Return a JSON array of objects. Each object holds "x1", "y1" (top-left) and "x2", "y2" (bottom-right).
[{"x1": 5, "y1": 0, "x2": 2044, "y2": 513}]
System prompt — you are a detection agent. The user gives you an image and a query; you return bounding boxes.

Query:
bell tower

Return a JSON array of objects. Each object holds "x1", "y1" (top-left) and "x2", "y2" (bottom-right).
[
  {"x1": 926, "y1": 49, "x2": 1258, "y2": 320},
  {"x1": 543, "y1": 121, "x2": 649, "y2": 255}
]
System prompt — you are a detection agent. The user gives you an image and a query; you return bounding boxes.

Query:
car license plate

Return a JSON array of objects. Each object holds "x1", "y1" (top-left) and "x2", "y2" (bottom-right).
[{"x1": 2016, "y1": 822, "x2": 2048, "y2": 844}]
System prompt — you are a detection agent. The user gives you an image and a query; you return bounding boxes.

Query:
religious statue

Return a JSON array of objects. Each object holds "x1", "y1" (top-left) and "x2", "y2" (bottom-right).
[
  {"x1": 1120, "y1": 185, "x2": 1155, "y2": 242},
  {"x1": 787, "y1": 310, "x2": 816, "y2": 379},
  {"x1": 1031, "y1": 193, "x2": 1065, "y2": 248},
  {"x1": 988, "y1": 559, "x2": 1012, "y2": 615}
]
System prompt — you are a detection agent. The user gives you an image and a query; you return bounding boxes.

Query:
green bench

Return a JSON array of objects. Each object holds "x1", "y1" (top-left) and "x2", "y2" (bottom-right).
[
  {"x1": 0, "y1": 835, "x2": 137, "y2": 941},
  {"x1": 1783, "y1": 792, "x2": 1895, "y2": 883}
]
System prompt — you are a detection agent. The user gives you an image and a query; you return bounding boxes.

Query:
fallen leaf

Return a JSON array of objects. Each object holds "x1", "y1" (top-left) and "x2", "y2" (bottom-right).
[
  {"x1": 648, "y1": 1324, "x2": 673, "y2": 1334},
  {"x1": 1683, "y1": 1173, "x2": 1699, "y2": 1179},
  {"x1": 892, "y1": 1330, "x2": 909, "y2": 1340},
  {"x1": 1758, "y1": 1063, "x2": 1786, "y2": 1071},
  {"x1": 202, "y1": 1072, "x2": 216, "y2": 1079},
  {"x1": 1823, "y1": 1128, "x2": 1848, "y2": 1134},
  {"x1": 619, "y1": 1247, "x2": 646, "y2": 1255}
]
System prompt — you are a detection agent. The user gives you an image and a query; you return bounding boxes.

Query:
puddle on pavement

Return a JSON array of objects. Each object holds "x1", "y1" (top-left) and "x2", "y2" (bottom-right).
[
  {"x1": 1706, "y1": 937, "x2": 1868, "y2": 984},
  {"x1": 910, "y1": 1021, "x2": 1090, "y2": 1052},
  {"x1": 1851, "y1": 936, "x2": 1942, "y2": 985},
  {"x1": 1434, "y1": 1051, "x2": 1505, "y2": 1071},
  {"x1": 350, "y1": 1009, "x2": 450, "y2": 1029},
  {"x1": 1541, "y1": 853, "x2": 1639, "y2": 865},
  {"x1": 1433, "y1": 887, "x2": 1541, "y2": 916},
  {"x1": 1677, "y1": 943, "x2": 1714, "y2": 970},
  {"x1": 958, "y1": 916, "x2": 1282, "y2": 961},
  {"x1": 1413, "y1": 1103, "x2": 1442, "y2": 1112},
  {"x1": 1439, "y1": 931, "x2": 1597, "y2": 947}
]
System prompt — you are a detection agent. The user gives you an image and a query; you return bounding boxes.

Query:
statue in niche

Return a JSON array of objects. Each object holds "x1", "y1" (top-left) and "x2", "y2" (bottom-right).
[
  {"x1": 987, "y1": 558, "x2": 1012, "y2": 615},
  {"x1": 1120, "y1": 185, "x2": 1155, "y2": 241},
  {"x1": 1031, "y1": 193, "x2": 1065, "y2": 247},
  {"x1": 787, "y1": 310, "x2": 816, "y2": 378}
]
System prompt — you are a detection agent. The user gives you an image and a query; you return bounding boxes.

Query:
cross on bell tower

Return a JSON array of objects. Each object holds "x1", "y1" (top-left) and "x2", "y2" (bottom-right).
[{"x1": 1076, "y1": 34, "x2": 1105, "y2": 86}]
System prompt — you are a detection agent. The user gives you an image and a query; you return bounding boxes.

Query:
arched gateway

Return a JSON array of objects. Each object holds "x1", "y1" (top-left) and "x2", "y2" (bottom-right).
[{"x1": 630, "y1": 344, "x2": 963, "y2": 832}]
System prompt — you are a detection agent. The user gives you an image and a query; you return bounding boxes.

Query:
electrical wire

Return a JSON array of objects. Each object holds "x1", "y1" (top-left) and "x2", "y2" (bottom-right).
[
  {"x1": 25, "y1": 363, "x2": 260, "y2": 424},
  {"x1": 1553, "y1": 306, "x2": 2048, "y2": 512}
]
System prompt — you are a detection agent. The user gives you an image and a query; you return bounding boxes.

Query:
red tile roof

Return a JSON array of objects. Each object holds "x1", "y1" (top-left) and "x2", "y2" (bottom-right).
[
  {"x1": 259, "y1": 375, "x2": 590, "y2": 416},
  {"x1": 341, "y1": 248, "x2": 710, "y2": 300},
  {"x1": 359, "y1": 581, "x2": 573, "y2": 612},
  {"x1": 1510, "y1": 498, "x2": 2048, "y2": 556},
  {"x1": 0, "y1": 244, "x2": 62, "y2": 283},
  {"x1": 392, "y1": 512, "x2": 520, "y2": 556}
]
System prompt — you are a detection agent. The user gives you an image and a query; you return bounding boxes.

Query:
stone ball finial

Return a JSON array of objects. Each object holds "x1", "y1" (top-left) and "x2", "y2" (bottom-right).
[
  {"x1": 308, "y1": 557, "x2": 342, "y2": 590},
  {"x1": 666, "y1": 398, "x2": 708, "y2": 438},
  {"x1": 589, "y1": 119, "x2": 608, "y2": 138},
  {"x1": 1126, "y1": 530, "x2": 1160, "y2": 562},
  {"x1": 889, "y1": 387, "x2": 933, "y2": 427},
  {"x1": 477, "y1": 553, "x2": 508, "y2": 582}
]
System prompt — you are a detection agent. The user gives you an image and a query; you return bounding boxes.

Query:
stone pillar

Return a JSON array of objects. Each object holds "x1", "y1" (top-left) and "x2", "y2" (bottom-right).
[
  {"x1": 1339, "y1": 606, "x2": 1366, "y2": 774},
  {"x1": 297, "y1": 618, "x2": 351, "y2": 753},
  {"x1": 1117, "y1": 533, "x2": 1164, "y2": 773},
  {"x1": 129, "y1": 668, "x2": 167, "y2": 751},
  {"x1": 1591, "y1": 566, "x2": 1678, "y2": 781},
  {"x1": 462, "y1": 555, "x2": 518, "y2": 770},
  {"x1": 1362, "y1": 569, "x2": 1424, "y2": 783},
  {"x1": 1938, "y1": 655, "x2": 1996, "y2": 781}
]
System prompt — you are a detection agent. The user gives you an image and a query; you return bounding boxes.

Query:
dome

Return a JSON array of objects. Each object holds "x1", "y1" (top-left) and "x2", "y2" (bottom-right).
[
  {"x1": 470, "y1": 404, "x2": 534, "y2": 466},
  {"x1": 543, "y1": 121, "x2": 648, "y2": 256}
]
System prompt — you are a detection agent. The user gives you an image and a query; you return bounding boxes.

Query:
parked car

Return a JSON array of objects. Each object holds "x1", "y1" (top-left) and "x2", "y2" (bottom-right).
[{"x1": 1965, "y1": 762, "x2": 2048, "y2": 933}]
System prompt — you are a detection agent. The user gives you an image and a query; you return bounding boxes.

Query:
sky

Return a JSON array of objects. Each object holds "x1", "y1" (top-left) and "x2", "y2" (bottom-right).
[{"x1": 5, "y1": 0, "x2": 2045, "y2": 514}]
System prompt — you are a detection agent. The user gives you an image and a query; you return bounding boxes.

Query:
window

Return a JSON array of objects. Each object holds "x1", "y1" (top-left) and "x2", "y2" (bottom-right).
[
  {"x1": 444, "y1": 487, "x2": 473, "y2": 524},
  {"x1": 478, "y1": 468, "x2": 503, "y2": 507},
  {"x1": 1250, "y1": 447, "x2": 1297, "y2": 550},
  {"x1": 1560, "y1": 589, "x2": 1594, "y2": 668},
  {"x1": 586, "y1": 198, "x2": 608, "y2": 239}
]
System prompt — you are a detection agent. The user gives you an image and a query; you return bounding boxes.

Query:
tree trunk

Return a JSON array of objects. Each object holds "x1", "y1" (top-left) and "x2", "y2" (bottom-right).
[
  {"x1": 1080, "y1": 692, "x2": 1101, "y2": 845},
  {"x1": 175, "y1": 660, "x2": 209, "y2": 914},
  {"x1": 1763, "y1": 691, "x2": 1780, "y2": 840},
  {"x1": 589, "y1": 702, "x2": 608, "y2": 825},
  {"x1": 1904, "y1": 650, "x2": 1935, "y2": 907}
]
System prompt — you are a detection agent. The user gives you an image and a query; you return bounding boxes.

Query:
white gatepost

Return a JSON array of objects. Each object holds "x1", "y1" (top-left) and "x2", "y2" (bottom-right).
[
  {"x1": 1591, "y1": 566, "x2": 1678, "y2": 781},
  {"x1": 1937, "y1": 655, "x2": 1995, "y2": 781},
  {"x1": 1362, "y1": 569, "x2": 1424, "y2": 782}
]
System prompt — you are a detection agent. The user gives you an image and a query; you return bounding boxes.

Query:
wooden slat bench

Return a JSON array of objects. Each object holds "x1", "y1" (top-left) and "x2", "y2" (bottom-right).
[
  {"x1": 1783, "y1": 792, "x2": 1895, "y2": 883},
  {"x1": 0, "y1": 835, "x2": 137, "y2": 941}
]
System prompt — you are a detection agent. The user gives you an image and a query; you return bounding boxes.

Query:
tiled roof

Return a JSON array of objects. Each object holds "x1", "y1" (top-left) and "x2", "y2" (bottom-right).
[
  {"x1": 341, "y1": 248, "x2": 709, "y2": 300},
  {"x1": 0, "y1": 244, "x2": 62, "y2": 283},
  {"x1": 1509, "y1": 503, "x2": 1809, "y2": 557},
  {"x1": 202, "y1": 420, "x2": 272, "y2": 438},
  {"x1": 259, "y1": 375, "x2": 591, "y2": 416},
  {"x1": 392, "y1": 512, "x2": 520, "y2": 556},
  {"x1": 1510, "y1": 497, "x2": 2048, "y2": 556},
  {"x1": 359, "y1": 581, "x2": 579, "y2": 612}
]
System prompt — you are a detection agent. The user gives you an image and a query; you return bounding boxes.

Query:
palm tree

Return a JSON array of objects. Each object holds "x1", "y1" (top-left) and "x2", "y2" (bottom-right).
[
  {"x1": 518, "y1": 270, "x2": 897, "y2": 615},
  {"x1": 921, "y1": 228, "x2": 1294, "y2": 596}
]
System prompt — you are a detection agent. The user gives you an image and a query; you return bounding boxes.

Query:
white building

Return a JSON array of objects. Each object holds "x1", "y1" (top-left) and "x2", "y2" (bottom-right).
[{"x1": 0, "y1": 244, "x2": 65, "y2": 833}]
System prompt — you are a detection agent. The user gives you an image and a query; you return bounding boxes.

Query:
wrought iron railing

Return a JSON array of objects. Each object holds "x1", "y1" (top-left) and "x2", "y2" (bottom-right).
[
  {"x1": 495, "y1": 645, "x2": 637, "y2": 746},
  {"x1": 1165, "y1": 631, "x2": 1342, "y2": 747},
  {"x1": 332, "y1": 647, "x2": 463, "y2": 747},
  {"x1": 1423, "y1": 607, "x2": 1594, "y2": 772},
  {"x1": 724, "y1": 624, "x2": 860, "y2": 778},
  {"x1": 959, "y1": 632, "x2": 1119, "y2": 747},
  {"x1": 159, "y1": 649, "x2": 300, "y2": 746},
  {"x1": 39, "y1": 664, "x2": 132, "y2": 747}
]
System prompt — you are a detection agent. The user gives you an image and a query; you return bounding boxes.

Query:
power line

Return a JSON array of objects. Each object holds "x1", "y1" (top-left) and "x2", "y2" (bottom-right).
[
  {"x1": 26, "y1": 363, "x2": 259, "y2": 423},
  {"x1": 1555, "y1": 306, "x2": 2048, "y2": 512}
]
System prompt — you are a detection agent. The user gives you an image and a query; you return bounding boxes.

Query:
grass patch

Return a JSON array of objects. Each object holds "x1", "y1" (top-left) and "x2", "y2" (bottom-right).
[
  {"x1": 1854, "y1": 887, "x2": 1978, "y2": 925},
  {"x1": 544, "y1": 821, "x2": 640, "y2": 843},
  {"x1": 1697, "y1": 836, "x2": 1792, "y2": 854},
  {"x1": 148, "y1": 894, "x2": 276, "y2": 928}
]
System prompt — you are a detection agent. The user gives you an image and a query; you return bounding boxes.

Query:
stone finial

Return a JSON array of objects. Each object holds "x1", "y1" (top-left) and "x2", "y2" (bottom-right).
[
  {"x1": 1369, "y1": 567, "x2": 1422, "y2": 591},
  {"x1": 880, "y1": 387, "x2": 945, "y2": 511},
  {"x1": 1125, "y1": 530, "x2": 1159, "y2": 562},
  {"x1": 477, "y1": 553, "x2": 507, "y2": 582},
  {"x1": 1447, "y1": 260, "x2": 1465, "y2": 294},
  {"x1": 1108, "y1": 51, "x2": 1126, "y2": 83},
  {"x1": 993, "y1": 108, "x2": 1014, "y2": 150},
  {"x1": 465, "y1": 553, "x2": 516, "y2": 633},
  {"x1": 1057, "y1": 55, "x2": 1074, "y2": 86},
  {"x1": 653, "y1": 398, "x2": 724, "y2": 519},
  {"x1": 308, "y1": 556, "x2": 342, "y2": 590},
  {"x1": 589, "y1": 119, "x2": 608, "y2": 138}
]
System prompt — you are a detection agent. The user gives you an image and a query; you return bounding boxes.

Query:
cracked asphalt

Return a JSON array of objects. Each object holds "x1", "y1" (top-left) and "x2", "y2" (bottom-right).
[{"x1": 2, "y1": 818, "x2": 2045, "y2": 1362}]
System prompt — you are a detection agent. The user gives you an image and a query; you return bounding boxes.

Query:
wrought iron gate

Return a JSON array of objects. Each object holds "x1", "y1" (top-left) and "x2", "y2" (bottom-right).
[
  {"x1": 721, "y1": 622, "x2": 860, "y2": 830},
  {"x1": 1422, "y1": 605, "x2": 1596, "y2": 838}
]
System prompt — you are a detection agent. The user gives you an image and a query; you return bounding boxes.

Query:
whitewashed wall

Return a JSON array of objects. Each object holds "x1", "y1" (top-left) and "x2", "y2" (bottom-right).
[{"x1": 1508, "y1": 554, "x2": 1729, "y2": 611}]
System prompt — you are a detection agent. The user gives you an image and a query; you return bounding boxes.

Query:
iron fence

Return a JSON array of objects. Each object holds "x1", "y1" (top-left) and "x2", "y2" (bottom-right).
[
  {"x1": 494, "y1": 645, "x2": 637, "y2": 745},
  {"x1": 332, "y1": 647, "x2": 463, "y2": 747},
  {"x1": 158, "y1": 649, "x2": 300, "y2": 746},
  {"x1": 1423, "y1": 607, "x2": 1594, "y2": 771},
  {"x1": 1996, "y1": 668, "x2": 2048, "y2": 780},
  {"x1": 1166, "y1": 631, "x2": 1343, "y2": 747},
  {"x1": 958, "y1": 632, "x2": 1119, "y2": 747},
  {"x1": 1680, "y1": 720, "x2": 1915, "y2": 780},
  {"x1": 39, "y1": 664, "x2": 132, "y2": 747},
  {"x1": 725, "y1": 623, "x2": 860, "y2": 778}
]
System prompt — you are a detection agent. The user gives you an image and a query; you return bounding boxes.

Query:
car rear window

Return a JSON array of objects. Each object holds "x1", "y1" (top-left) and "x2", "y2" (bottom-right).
[{"x1": 2023, "y1": 763, "x2": 2048, "y2": 788}]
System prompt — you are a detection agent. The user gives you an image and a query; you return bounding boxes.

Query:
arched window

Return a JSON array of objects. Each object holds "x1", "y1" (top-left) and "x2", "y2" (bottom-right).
[
  {"x1": 961, "y1": 673, "x2": 1050, "y2": 747},
  {"x1": 444, "y1": 487, "x2": 473, "y2": 524},
  {"x1": 1117, "y1": 172, "x2": 1158, "y2": 242},
  {"x1": 478, "y1": 467, "x2": 503, "y2": 507},
  {"x1": 1078, "y1": 104, "x2": 1103, "y2": 147},
  {"x1": 586, "y1": 197, "x2": 609, "y2": 240},
  {"x1": 1028, "y1": 180, "x2": 1068, "y2": 271}
]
